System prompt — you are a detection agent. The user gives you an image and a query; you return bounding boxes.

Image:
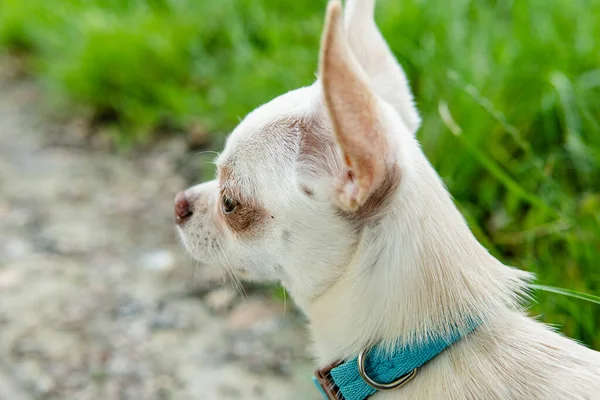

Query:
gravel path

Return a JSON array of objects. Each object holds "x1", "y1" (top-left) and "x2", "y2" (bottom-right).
[{"x1": 0, "y1": 72, "x2": 318, "y2": 400}]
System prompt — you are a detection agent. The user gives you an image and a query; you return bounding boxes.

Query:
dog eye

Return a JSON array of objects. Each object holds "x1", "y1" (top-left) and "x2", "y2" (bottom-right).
[{"x1": 222, "y1": 195, "x2": 238, "y2": 214}]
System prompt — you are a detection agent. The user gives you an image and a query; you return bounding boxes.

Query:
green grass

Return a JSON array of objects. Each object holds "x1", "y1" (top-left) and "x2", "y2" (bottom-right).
[{"x1": 1, "y1": 0, "x2": 599, "y2": 348}]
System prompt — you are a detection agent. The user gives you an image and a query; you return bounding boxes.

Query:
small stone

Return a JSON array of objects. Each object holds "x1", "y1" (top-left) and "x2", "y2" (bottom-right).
[
  {"x1": 35, "y1": 375, "x2": 56, "y2": 395},
  {"x1": 141, "y1": 249, "x2": 175, "y2": 271},
  {"x1": 0, "y1": 268, "x2": 23, "y2": 289},
  {"x1": 226, "y1": 300, "x2": 284, "y2": 332},
  {"x1": 115, "y1": 297, "x2": 144, "y2": 319},
  {"x1": 90, "y1": 126, "x2": 115, "y2": 150},
  {"x1": 187, "y1": 123, "x2": 210, "y2": 148},
  {"x1": 150, "y1": 312, "x2": 177, "y2": 331},
  {"x1": 205, "y1": 288, "x2": 237, "y2": 312},
  {"x1": 108, "y1": 355, "x2": 134, "y2": 377},
  {"x1": 2, "y1": 238, "x2": 29, "y2": 260},
  {"x1": 0, "y1": 202, "x2": 9, "y2": 219},
  {"x1": 63, "y1": 117, "x2": 91, "y2": 144}
]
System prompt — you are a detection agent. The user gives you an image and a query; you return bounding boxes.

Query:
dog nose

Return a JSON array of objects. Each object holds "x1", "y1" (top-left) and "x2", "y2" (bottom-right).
[{"x1": 174, "y1": 191, "x2": 193, "y2": 225}]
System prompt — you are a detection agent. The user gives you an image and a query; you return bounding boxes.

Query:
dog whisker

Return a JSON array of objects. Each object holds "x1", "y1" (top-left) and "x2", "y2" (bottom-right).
[
  {"x1": 193, "y1": 150, "x2": 220, "y2": 158},
  {"x1": 215, "y1": 241, "x2": 247, "y2": 299}
]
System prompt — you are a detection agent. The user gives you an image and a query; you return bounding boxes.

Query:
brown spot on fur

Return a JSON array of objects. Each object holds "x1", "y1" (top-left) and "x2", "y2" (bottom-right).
[
  {"x1": 217, "y1": 165, "x2": 268, "y2": 235},
  {"x1": 298, "y1": 119, "x2": 327, "y2": 156},
  {"x1": 297, "y1": 117, "x2": 341, "y2": 178},
  {"x1": 222, "y1": 200, "x2": 267, "y2": 233}
]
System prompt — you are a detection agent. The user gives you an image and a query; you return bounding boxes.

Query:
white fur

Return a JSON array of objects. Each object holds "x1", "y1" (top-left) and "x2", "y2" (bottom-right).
[{"x1": 177, "y1": 0, "x2": 600, "y2": 398}]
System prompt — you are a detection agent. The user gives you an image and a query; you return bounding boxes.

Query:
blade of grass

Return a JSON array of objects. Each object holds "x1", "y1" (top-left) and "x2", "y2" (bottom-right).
[
  {"x1": 531, "y1": 284, "x2": 600, "y2": 306},
  {"x1": 447, "y1": 70, "x2": 534, "y2": 157},
  {"x1": 438, "y1": 101, "x2": 561, "y2": 219}
]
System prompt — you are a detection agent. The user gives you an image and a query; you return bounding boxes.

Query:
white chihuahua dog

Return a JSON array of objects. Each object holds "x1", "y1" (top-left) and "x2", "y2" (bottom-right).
[{"x1": 175, "y1": 0, "x2": 600, "y2": 398}]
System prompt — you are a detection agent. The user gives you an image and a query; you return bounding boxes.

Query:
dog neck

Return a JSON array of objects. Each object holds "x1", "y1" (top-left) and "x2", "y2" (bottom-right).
[{"x1": 304, "y1": 154, "x2": 531, "y2": 364}]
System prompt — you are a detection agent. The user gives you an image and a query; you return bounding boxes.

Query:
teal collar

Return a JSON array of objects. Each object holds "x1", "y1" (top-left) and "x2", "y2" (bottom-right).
[{"x1": 312, "y1": 323, "x2": 478, "y2": 400}]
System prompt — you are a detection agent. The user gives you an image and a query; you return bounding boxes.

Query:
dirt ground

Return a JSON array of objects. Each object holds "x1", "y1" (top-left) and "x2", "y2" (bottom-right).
[{"x1": 0, "y1": 71, "x2": 319, "y2": 399}]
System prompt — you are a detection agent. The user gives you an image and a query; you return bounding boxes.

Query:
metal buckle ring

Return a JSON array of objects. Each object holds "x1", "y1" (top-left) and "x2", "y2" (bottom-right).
[{"x1": 357, "y1": 348, "x2": 418, "y2": 391}]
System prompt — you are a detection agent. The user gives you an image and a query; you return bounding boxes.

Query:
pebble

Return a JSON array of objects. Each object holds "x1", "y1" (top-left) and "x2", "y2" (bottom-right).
[
  {"x1": 141, "y1": 249, "x2": 176, "y2": 271},
  {"x1": 2, "y1": 238, "x2": 29, "y2": 260},
  {"x1": 205, "y1": 288, "x2": 237, "y2": 312},
  {"x1": 226, "y1": 300, "x2": 284, "y2": 332},
  {"x1": 0, "y1": 268, "x2": 23, "y2": 289}
]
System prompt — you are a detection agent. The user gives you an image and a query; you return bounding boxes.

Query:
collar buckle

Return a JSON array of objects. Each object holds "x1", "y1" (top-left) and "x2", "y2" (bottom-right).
[
  {"x1": 357, "y1": 347, "x2": 418, "y2": 391},
  {"x1": 313, "y1": 360, "x2": 344, "y2": 399}
]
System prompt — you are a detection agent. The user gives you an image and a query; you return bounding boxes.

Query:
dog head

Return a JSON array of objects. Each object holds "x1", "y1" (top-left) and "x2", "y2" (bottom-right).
[{"x1": 175, "y1": 0, "x2": 421, "y2": 304}]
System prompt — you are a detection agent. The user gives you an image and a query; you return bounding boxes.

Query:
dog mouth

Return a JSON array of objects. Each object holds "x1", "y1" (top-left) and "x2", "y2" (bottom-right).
[{"x1": 175, "y1": 227, "x2": 240, "y2": 272}]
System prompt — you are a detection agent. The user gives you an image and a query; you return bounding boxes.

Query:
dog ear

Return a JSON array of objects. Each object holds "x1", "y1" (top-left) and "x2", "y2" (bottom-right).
[
  {"x1": 344, "y1": 0, "x2": 421, "y2": 134},
  {"x1": 319, "y1": 0, "x2": 393, "y2": 212}
]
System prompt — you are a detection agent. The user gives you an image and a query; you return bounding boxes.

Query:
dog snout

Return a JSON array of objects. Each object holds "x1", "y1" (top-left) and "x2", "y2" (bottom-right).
[{"x1": 174, "y1": 191, "x2": 193, "y2": 225}]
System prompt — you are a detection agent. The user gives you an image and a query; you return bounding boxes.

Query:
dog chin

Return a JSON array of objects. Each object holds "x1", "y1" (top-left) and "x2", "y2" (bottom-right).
[
  {"x1": 177, "y1": 244, "x2": 268, "y2": 282},
  {"x1": 233, "y1": 265, "x2": 280, "y2": 283}
]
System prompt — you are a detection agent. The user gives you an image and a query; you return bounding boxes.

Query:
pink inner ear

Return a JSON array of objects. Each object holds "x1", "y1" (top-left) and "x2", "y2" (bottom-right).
[
  {"x1": 344, "y1": 154, "x2": 352, "y2": 168},
  {"x1": 319, "y1": 0, "x2": 390, "y2": 212}
]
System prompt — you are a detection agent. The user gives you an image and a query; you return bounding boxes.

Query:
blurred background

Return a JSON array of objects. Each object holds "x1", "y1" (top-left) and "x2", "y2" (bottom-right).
[{"x1": 0, "y1": 0, "x2": 599, "y2": 398}]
